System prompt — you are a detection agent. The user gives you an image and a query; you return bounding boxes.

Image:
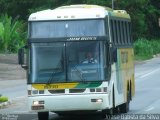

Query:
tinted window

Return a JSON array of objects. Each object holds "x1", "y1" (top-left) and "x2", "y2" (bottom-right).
[{"x1": 30, "y1": 20, "x2": 106, "y2": 38}]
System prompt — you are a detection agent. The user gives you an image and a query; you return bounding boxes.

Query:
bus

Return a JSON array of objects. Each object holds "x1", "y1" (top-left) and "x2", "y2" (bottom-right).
[{"x1": 18, "y1": 4, "x2": 135, "y2": 120}]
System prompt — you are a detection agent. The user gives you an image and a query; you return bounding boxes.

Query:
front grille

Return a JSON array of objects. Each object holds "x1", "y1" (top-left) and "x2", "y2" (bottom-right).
[
  {"x1": 69, "y1": 89, "x2": 86, "y2": 93},
  {"x1": 48, "y1": 89, "x2": 65, "y2": 94}
]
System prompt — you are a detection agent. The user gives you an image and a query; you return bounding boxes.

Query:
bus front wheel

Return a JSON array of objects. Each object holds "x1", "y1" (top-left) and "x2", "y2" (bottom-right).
[
  {"x1": 38, "y1": 112, "x2": 49, "y2": 120},
  {"x1": 119, "y1": 89, "x2": 130, "y2": 113}
]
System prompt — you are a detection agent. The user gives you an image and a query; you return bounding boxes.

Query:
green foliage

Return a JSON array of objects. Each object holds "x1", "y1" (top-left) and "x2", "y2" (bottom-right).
[
  {"x1": 0, "y1": 14, "x2": 26, "y2": 53},
  {"x1": 134, "y1": 38, "x2": 153, "y2": 59},
  {"x1": 116, "y1": 0, "x2": 160, "y2": 39},
  {"x1": 0, "y1": 96, "x2": 8, "y2": 103},
  {"x1": 134, "y1": 38, "x2": 160, "y2": 60},
  {"x1": 150, "y1": 40, "x2": 160, "y2": 55}
]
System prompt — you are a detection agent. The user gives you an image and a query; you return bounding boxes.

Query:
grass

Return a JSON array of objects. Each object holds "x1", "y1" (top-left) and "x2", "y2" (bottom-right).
[
  {"x1": 0, "y1": 96, "x2": 8, "y2": 103},
  {"x1": 134, "y1": 38, "x2": 160, "y2": 60}
]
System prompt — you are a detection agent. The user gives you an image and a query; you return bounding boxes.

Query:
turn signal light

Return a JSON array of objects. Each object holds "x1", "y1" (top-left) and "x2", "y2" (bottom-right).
[
  {"x1": 32, "y1": 105, "x2": 44, "y2": 110},
  {"x1": 91, "y1": 98, "x2": 103, "y2": 103},
  {"x1": 90, "y1": 87, "x2": 107, "y2": 93}
]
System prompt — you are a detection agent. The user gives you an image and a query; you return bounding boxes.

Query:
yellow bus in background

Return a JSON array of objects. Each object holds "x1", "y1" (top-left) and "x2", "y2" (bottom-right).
[{"x1": 18, "y1": 4, "x2": 135, "y2": 120}]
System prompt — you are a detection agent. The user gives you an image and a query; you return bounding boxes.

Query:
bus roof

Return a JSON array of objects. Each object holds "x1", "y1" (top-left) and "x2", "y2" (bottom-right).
[{"x1": 28, "y1": 4, "x2": 130, "y2": 21}]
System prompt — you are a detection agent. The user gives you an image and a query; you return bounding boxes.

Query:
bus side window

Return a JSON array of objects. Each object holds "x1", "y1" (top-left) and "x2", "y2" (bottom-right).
[
  {"x1": 110, "y1": 19, "x2": 115, "y2": 44},
  {"x1": 126, "y1": 22, "x2": 130, "y2": 44},
  {"x1": 117, "y1": 20, "x2": 121, "y2": 45},
  {"x1": 123, "y1": 21, "x2": 127, "y2": 44},
  {"x1": 114, "y1": 20, "x2": 118, "y2": 45}
]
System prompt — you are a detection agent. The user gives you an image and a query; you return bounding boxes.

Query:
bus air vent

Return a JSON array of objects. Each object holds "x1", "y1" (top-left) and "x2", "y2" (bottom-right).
[
  {"x1": 69, "y1": 89, "x2": 86, "y2": 93},
  {"x1": 48, "y1": 89, "x2": 65, "y2": 94}
]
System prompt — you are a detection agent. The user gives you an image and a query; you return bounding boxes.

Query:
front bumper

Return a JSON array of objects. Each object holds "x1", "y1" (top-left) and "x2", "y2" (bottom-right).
[{"x1": 28, "y1": 93, "x2": 109, "y2": 112}]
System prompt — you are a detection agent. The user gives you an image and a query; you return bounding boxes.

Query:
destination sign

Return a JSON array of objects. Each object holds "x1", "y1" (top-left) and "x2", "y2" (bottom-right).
[
  {"x1": 29, "y1": 36, "x2": 107, "y2": 43},
  {"x1": 67, "y1": 37, "x2": 97, "y2": 41}
]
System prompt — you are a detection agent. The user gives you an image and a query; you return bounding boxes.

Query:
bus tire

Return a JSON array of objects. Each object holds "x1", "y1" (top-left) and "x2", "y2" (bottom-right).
[
  {"x1": 102, "y1": 109, "x2": 112, "y2": 119},
  {"x1": 101, "y1": 88, "x2": 115, "y2": 119},
  {"x1": 101, "y1": 111, "x2": 107, "y2": 119},
  {"x1": 119, "y1": 89, "x2": 130, "y2": 113},
  {"x1": 38, "y1": 112, "x2": 49, "y2": 120},
  {"x1": 130, "y1": 82, "x2": 132, "y2": 101}
]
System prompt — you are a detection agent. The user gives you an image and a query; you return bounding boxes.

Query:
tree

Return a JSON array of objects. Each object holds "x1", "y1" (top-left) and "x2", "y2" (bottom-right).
[
  {"x1": 114, "y1": 0, "x2": 160, "y2": 39},
  {"x1": 0, "y1": 14, "x2": 26, "y2": 53}
]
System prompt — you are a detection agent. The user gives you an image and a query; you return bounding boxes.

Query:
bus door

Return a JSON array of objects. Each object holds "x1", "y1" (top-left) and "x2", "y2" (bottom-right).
[{"x1": 114, "y1": 49, "x2": 124, "y2": 105}]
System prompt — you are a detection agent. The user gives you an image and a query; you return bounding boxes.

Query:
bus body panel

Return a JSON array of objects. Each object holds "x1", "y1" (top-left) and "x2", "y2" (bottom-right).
[
  {"x1": 28, "y1": 93, "x2": 109, "y2": 112},
  {"x1": 114, "y1": 48, "x2": 134, "y2": 106}
]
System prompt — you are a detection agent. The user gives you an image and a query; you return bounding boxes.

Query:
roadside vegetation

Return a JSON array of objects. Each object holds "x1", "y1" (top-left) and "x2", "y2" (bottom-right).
[
  {"x1": 0, "y1": 95, "x2": 8, "y2": 103},
  {"x1": 0, "y1": 14, "x2": 26, "y2": 53},
  {"x1": 134, "y1": 38, "x2": 160, "y2": 60}
]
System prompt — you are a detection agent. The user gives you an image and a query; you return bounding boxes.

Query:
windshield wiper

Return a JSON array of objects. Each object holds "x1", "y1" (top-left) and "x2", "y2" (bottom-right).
[
  {"x1": 47, "y1": 70, "x2": 60, "y2": 84},
  {"x1": 47, "y1": 71, "x2": 57, "y2": 84},
  {"x1": 47, "y1": 72, "x2": 55, "y2": 84},
  {"x1": 47, "y1": 61, "x2": 63, "y2": 84},
  {"x1": 73, "y1": 65, "x2": 86, "y2": 82}
]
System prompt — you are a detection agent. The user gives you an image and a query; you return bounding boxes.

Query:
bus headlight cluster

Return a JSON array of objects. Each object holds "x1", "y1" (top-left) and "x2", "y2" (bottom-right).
[
  {"x1": 33, "y1": 101, "x2": 39, "y2": 105},
  {"x1": 91, "y1": 98, "x2": 103, "y2": 103},
  {"x1": 32, "y1": 100, "x2": 45, "y2": 110},
  {"x1": 28, "y1": 90, "x2": 44, "y2": 95},
  {"x1": 32, "y1": 90, "x2": 38, "y2": 94},
  {"x1": 33, "y1": 100, "x2": 45, "y2": 105},
  {"x1": 90, "y1": 87, "x2": 107, "y2": 93}
]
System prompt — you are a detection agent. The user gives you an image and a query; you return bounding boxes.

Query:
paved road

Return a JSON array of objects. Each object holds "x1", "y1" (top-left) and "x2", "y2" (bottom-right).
[
  {"x1": 0, "y1": 57, "x2": 160, "y2": 120},
  {"x1": 0, "y1": 79, "x2": 27, "y2": 99},
  {"x1": 130, "y1": 57, "x2": 160, "y2": 114}
]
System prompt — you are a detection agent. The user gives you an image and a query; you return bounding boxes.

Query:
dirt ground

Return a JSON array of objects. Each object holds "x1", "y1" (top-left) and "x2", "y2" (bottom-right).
[{"x1": 0, "y1": 54, "x2": 26, "y2": 80}]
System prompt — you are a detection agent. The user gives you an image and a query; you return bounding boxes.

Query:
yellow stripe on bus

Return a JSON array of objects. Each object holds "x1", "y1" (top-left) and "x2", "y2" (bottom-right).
[{"x1": 32, "y1": 83, "x2": 79, "y2": 90}]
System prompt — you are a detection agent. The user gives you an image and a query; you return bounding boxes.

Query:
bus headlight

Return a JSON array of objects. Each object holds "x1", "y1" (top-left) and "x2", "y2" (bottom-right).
[
  {"x1": 32, "y1": 100, "x2": 45, "y2": 110},
  {"x1": 32, "y1": 90, "x2": 38, "y2": 95},
  {"x1": 39, "y1": 90, "x2": 44, "y2": 94},
  {"x1": 28, "y1": 90, "x2": 45, "y2": 95},
  {"x1": 96, "y1": 88, "x2": 102, "y2": 92},
  {"x1": 33, "y1": 101, "x2": 39, "y2": 105},
  {"x1": 103, "y1": 87, "x2": 107, "y2": 92},
  {"x1": 91, "y1": 98, "x2": 103, "y2": 103},
  {"x1": 33, "y1": 100, "x2": 45, "y2": 105},
  {"x1": 28, "y1": 90, "x2": 32, "y2": 95},
  {"x1": 90, "y1": 87, "x2": 107, "y2": 93},
  {"x1": 96, "y1": 98, "x2": 103, "y2": 103}
]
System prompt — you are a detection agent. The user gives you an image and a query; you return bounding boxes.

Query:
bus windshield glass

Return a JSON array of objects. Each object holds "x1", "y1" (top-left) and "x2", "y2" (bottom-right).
[
  {"x1": 30, "y1": 19, "x2": 105, "y2": 38},
  {"x1": 31, "y1": 41, "x2": 107, "y2": 83}
]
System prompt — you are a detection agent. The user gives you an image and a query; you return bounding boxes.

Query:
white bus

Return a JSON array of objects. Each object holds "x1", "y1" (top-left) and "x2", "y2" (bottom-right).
[{"x1": 18, "y1": 4, "x2": 135, "y2": 120}]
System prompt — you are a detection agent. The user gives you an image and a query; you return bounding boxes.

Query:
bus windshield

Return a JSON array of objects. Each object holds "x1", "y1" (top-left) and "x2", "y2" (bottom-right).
[
  {"x1": 30, "y1": 19, "x2": 105, "y2": 38},
  {"x1": 31, "y1": 41, "x2": 108, "y2": 83}
]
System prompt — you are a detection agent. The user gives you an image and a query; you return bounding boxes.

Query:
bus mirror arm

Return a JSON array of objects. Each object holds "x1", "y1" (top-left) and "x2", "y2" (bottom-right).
[
  {"x1": 106, "y1": 42, "x2": 115, "y2": 64},
  {"x1": 21, "y1": 64, "x2": 28, "y2": 70},
  {"x1": 18, "y1": 46, "x2": 28, "y2": 70},
  {"x1": 109, "y1": 48, "x2": 112, "y2": 65},
  {"x1": 112, "y1": 48, "x2": 117, "y2": 63}
]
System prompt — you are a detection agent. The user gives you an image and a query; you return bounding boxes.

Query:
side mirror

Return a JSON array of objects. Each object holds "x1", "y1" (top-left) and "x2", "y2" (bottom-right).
[
  {"x1": 106, "y1": 42, "x2": 112, "y2": 64},
  {"x1": 18, "y1": 48, "x2": 24, "y2": 65},
  {"x1": 18, "y1": 47, "x2": 27, "y2": 69},
  {"x1": 112, "y1": 48, "x2": 117, "y2": 63}
]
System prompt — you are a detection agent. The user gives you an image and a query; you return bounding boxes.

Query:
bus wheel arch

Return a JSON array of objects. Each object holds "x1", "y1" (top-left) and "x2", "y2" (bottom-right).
[
  {"x1": 130, "y1": 80, "x2": 132, "y2": 101},
  {"x1": 102, "y1": 84, "x2": 115, "y2": 117},
  {"x1": 119, "y1": 83, "x2": 130, "y2": 113},
  {"x1": 112, "y1": 85, "x2": 115, "y2": 108},
  {"x1": 110, "y1": 85, "x2": 119, "y2": 114}
]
